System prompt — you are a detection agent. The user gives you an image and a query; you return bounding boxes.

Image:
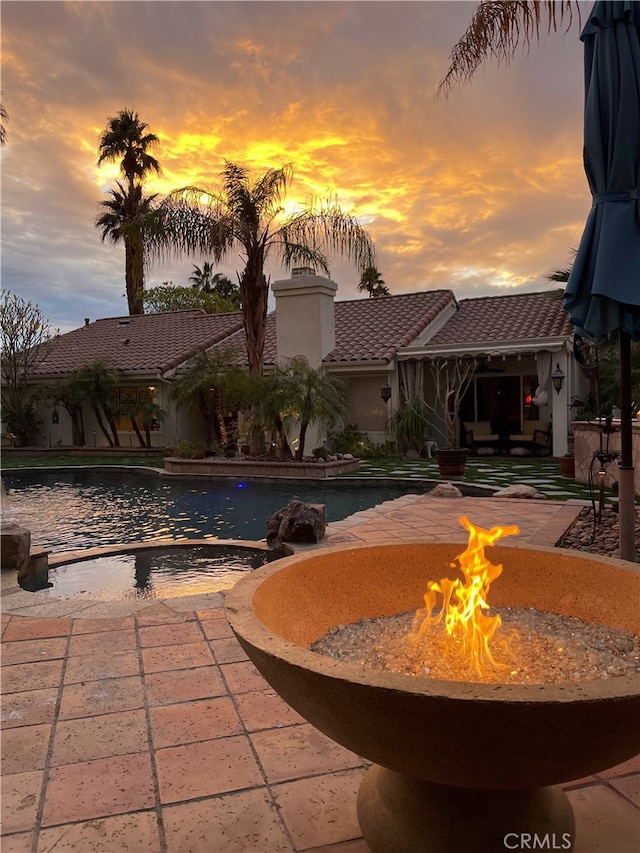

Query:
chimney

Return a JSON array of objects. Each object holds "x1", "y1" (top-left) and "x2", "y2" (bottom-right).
[
  {"x1": 272, "y1": 268, "x2": 337, "y2": 368},
  {"x1": 84, "y1": 318, "x2": 90, "y2": 326}
]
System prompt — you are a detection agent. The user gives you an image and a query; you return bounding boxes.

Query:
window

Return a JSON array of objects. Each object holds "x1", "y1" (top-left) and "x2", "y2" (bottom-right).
[{"x1": 114, "y1": 386, "x2": 161, "y2": 432}]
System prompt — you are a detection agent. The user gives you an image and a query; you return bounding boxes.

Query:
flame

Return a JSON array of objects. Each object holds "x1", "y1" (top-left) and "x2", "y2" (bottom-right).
[{"x1": 412, "y1": 516, "x2": 519, "y2": 675}]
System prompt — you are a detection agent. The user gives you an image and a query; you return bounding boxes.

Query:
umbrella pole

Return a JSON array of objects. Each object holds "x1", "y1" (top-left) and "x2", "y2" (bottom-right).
[{"x1": 618, "y1": 332, "x2": 636, "y2": 562}]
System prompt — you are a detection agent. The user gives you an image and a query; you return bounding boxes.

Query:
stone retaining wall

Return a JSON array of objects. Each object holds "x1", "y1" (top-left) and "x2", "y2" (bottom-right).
[
  {"x1": 163, "y1": 457, "x2": 360, "y2": 479},
  {"x1": 573, "y1": 420, "x2": 640, "y2": 496}
]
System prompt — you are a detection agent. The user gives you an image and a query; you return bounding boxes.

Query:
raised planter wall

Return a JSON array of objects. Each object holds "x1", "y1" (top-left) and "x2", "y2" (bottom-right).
[
  {"x1": 163, "y1": 457, "x2": 360, "y2": 479},
  {"x1": 573, "y1": 420, "x2": 640, "y2": 496}
]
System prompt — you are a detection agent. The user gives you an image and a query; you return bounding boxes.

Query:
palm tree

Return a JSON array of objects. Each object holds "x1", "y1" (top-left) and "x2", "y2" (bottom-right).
[
  {"x1": 189, "y1": 262, "x2": 216, "y2": 291},
  {"x1": 96, "y1": 109, "x2": 161, "y2": 315},
  {"x1": 96, "y1": 183, "x2": 159, "y2": 314},
  {"x1": 250, "y1": 372, "x2": 296, "y2": 459},
  {"x1": 438, "y1": 1, "x2": 580, "y2": 96},
  {"x1": 118, "y1": 398, "x2": 165, "y2": 448},
  {"x1": 39, "y1": 377, "x2": 86, "y2": 446},
  {"x1": 169, "y1": 347, "x2": 250, "y2": 449},
  {"x1": 74, "y1": 360, "x2": 120, "y2": 446},
  {"x1": 145, "y1": 161, "x2": 375, "y2": 379},
  {"x1": 272, "y1": 359, "x2": 346, "y2": 459},
  {"x1": 358, "y1": 266, "x2": 389, "y2": 298},
  {"x1": 211, "y1": 273, "x2": 241, "y2": 308}
]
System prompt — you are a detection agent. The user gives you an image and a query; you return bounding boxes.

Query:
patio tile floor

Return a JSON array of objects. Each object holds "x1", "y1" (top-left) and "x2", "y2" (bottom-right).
[{"x1": 1, "y1": 494, "x2": 638, "y2": 852}]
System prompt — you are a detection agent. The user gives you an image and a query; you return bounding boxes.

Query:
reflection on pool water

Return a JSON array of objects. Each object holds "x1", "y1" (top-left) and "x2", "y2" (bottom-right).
[
  {"x1": 21, "y1": 544, "x2": 271, "y2": 600},
  {"x1": 1, "y1": 467, "x2": 428, "y2": 552}
]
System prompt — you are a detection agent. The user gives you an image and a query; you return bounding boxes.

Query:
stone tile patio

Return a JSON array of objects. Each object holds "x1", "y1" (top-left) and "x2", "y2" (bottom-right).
[{"x1": 1, "y1": 494, "x2": 638, "y2": 852}]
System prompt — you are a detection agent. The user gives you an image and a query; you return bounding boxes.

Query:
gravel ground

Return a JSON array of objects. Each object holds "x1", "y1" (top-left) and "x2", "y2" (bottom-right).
[
  {"x1": 312, "y1": 607, "x2": 640, "y2": 685},
  {"x1": 559, "y1": 506, "x2": 640, "y2": 561}
]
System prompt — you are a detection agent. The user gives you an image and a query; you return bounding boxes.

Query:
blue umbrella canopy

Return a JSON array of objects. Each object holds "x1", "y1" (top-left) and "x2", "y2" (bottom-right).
[
  {"x1": 564, "y1": 0, "x2": 640, "y2": 562},
  {"x1": 564, "y1": 0, "x2": 640, "y2": 342}
]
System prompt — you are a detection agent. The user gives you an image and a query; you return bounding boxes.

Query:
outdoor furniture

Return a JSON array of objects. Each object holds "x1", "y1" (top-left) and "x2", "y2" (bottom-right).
[
  {"x1": 424, "y1": 440, "x2": 438, "y2": 458},
  {"x1": 463, "y1": 421, "x2": 500, "y2": 453},
  {"x1": 508, "y1": 420, "x2": 551, "y2": 455}
]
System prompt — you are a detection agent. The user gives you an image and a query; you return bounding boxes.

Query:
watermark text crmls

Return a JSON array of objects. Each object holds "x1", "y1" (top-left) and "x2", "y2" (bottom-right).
[{"x1": 504, "y1": 833, "x2": 572, "y2": 850}]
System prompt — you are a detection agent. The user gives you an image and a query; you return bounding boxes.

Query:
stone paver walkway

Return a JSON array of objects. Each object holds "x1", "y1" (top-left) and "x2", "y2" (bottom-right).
[{"x1": 1, "y1": 495, "x2": 639, "y2": 852}]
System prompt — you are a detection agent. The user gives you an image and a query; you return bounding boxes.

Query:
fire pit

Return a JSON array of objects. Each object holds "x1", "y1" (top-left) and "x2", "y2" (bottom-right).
[{"x1": 225, "y1": 539, "x2": 640, "y2": 852}]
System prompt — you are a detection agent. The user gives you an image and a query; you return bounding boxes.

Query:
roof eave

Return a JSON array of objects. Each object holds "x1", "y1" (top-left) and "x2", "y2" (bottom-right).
[{"x1": 399, "y1": 334, "x2": 574, "y2": 360}]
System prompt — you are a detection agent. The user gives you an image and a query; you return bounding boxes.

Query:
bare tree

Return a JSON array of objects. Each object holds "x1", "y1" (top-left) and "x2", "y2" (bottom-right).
[
  {"x1": 425, "y1": 357, "x2": 477, "y2": 448},
  {"x1": 1, "y1": 290, "x2": 57, "y2": 443}
]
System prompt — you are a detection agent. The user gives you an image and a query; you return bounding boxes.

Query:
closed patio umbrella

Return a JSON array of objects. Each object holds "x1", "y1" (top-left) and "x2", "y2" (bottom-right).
[{"x1": 564, "y1": 0, "x2": 640, "y2": 561}]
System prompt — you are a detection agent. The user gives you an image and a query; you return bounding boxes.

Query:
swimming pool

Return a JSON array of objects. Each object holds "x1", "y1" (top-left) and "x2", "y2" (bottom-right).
[
  {"x1": 20, "y1": 543, "x2": 272, "y2": 600},
  {"x1": 1, "y1": 467, "x2": 428, "y2": 552}
]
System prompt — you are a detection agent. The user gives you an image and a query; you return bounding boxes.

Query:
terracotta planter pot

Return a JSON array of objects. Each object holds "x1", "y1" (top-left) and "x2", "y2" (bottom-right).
[
  {"x1": 435, "y1": 447, "x2": 469, "y2": 478},
  {"x1": 560, "y1": 455, "x2": 575, "y2": 478}
]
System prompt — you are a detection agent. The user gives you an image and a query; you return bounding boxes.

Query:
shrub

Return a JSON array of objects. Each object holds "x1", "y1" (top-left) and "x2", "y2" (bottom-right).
[
  {"x1": 327, "y1": 423, "x2": 368, "y2": 455},
  {"x1": 169, "y1": 440, "x2": 208, "y2": 459},
  {"x1": 328, "y1": 424, "x2": 399, "y2": 459},
  {"x1": 359, "y1": 440, "x2": 398, "y2": 459}
]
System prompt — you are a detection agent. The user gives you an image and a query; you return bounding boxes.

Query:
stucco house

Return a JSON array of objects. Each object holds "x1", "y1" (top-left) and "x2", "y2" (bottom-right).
[{"x1": 22, "y1": 268, "x2": 583, "y2": 457}]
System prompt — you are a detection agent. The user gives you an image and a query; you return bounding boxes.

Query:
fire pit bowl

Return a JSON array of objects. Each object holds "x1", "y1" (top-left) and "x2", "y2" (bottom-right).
[{"x1": 225, "y1": 541, "x2": 640, "y2": 852}]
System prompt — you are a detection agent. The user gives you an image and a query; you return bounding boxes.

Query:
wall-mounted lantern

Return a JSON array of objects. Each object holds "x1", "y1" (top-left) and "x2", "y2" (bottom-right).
[
  {"x1": 380, "y1": 384, "x2": 392, "y2": 404},
  {"x1": 551, "y1": 364, "x2": 566, "y2": 395}
]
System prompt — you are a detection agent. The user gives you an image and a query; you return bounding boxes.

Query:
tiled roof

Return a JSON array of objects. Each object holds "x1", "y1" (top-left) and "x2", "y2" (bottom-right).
[
  {"x1": 222, "y1": 290, "x2": 454, "y2": 366},
  {"x1": 326, "y1": 290, "x2": 455, "y2": 363},
  {"x1": 427, "y1": 292, "x2": 573, "y2": 348},
  {"x1": 29, "y1": 290, "x2": 573, "y2": 380},
  {"x1": 31, "y1": 310, "x2": 245, "y2": 377}
]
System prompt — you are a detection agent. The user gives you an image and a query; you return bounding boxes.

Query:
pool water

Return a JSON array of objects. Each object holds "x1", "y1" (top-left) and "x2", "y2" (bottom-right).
[
  {"x1": 1, "y1": 467, "x2": 427, "y2": 552},
  {"x1": 20, "y1": 544, "x2": 271, "y2": 600}
]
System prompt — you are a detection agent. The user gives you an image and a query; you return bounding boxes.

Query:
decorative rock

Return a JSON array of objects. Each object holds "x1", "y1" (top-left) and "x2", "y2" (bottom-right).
[
  {"x1": 1, "y1": 522, "x2": 31, "y2": 573},
  {"x1": 477, "y1": 447, "x2": 495, "y2": 456},
  {"x1": 493, "y1": 484, "x2": 547, "y2": 500},
  {"x1": 404, "y1": 449, "x2": 421, "y2": 460},
  {"x1": 266, "y1": 500, "x2": 326, "y2": 545},
  {"x1": 560, "y1": 507, "x2": 640, "y2": 562},
  {"x1": 267, "y1": 542, "x2": 295, "y2": 561},
  {"x1": 429, "y1": 482, "x2": 463, "y2": 498}
]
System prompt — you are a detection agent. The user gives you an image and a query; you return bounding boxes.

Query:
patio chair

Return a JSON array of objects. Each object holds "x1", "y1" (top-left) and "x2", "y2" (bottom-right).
[
  {"x1": 463, "y1": 421, "x2": 500, "y2": 454},
  {"x1": 508, "y1": 421, "x2": 551, "y2": 456}
]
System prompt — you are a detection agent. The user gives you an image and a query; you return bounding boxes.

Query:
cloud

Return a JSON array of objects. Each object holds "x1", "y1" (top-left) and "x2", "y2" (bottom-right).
[{"x1": 1, "y1": 1, "x2": 591, "y2": 331}]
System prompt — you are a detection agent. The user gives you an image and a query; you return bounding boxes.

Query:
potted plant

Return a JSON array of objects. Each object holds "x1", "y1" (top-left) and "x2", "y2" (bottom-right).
[{"x1": 425, "y1": 357, "x2": 476, "y2": 477}]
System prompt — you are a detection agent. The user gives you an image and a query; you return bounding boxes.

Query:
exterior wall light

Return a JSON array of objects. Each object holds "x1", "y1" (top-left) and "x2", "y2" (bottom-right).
[
  {"x1": 551, "y1": 364, "x2": 566, "y2": 395},
  {"x1": 380, "y1": 384, "x2": 392, "y2": 404}
]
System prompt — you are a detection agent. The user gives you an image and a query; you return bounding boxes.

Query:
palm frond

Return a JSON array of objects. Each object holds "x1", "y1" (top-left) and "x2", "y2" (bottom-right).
[
  {"x1": 142, "y1": 193, "x2": 234, "y2": 263},
  {"x1": 251, "y1": 164, "x2": 294, "y2": 218},
  {"x1": 0, "y1": 102, "x2": 8, "y2": 147},
  {"x1": 278, "y1": 243, "x2": 332, "y2": 275},
  {"x1": 278, "y1": 201, "x2": 376, "y2": 273},
  {"x1": 438, "y1": 1, "x2": 579, "y2": 97},
  {"x1": 547, "y1": 268, "x2": 573, "y2": 283}
]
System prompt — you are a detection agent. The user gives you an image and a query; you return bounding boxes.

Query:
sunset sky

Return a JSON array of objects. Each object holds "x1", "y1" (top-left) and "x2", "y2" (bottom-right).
[{"x1": 1, "y1": 1, "x2": 593, "y2": 333}]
